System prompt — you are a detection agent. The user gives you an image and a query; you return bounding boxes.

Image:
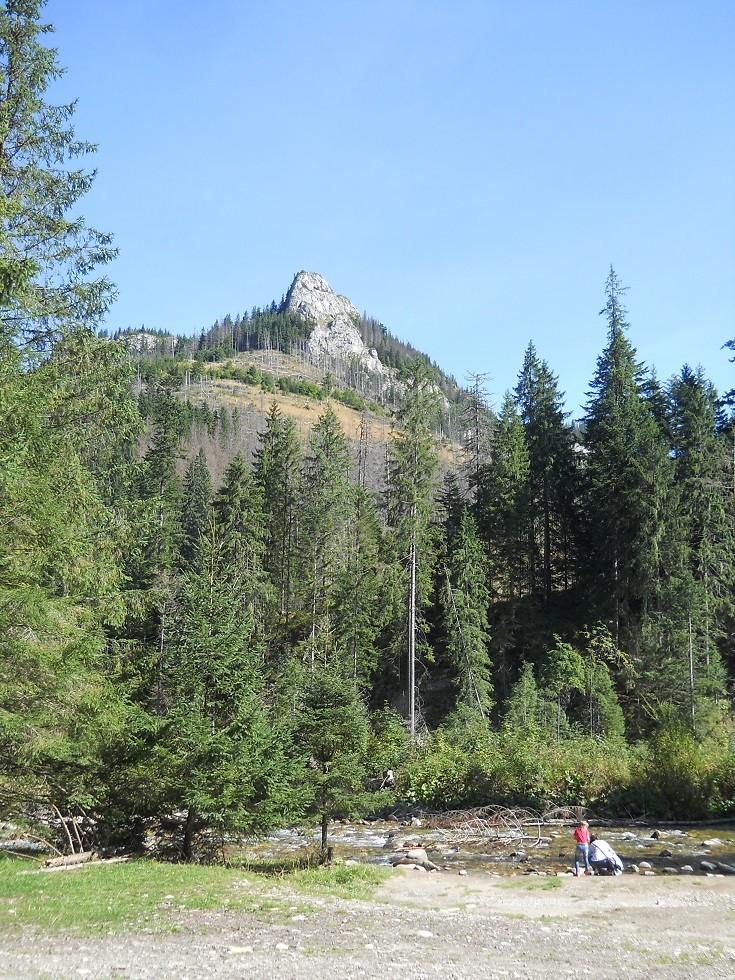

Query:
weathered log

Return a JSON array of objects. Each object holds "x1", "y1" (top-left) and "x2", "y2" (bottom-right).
[
  {"x1": 39, "y1": 856, "x2": 130, "y2": 874},
  {"x1": 44, "y1": 850, "x2": 96, "y2": 868}
]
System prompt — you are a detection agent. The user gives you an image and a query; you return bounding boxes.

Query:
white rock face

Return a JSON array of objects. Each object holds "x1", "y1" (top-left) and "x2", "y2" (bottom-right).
[{"x1": 284, "y1": 271, "x2": 385, "y2": 374}]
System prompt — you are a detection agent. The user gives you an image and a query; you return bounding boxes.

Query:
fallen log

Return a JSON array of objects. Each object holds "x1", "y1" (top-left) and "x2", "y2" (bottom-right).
[{"x1": 44, "y1": 851, "x2": 96, "y2": 868}]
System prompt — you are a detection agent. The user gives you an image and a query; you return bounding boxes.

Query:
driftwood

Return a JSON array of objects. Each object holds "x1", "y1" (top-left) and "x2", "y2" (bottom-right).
[
  {"x1": 423, "y1": 805, "x2": 545, "y2": 846},
  {"x1": 39, "y1": 856, "x2": 130, "y2": 874},
  {"x1": 44, "y1": 850, "x2": 96, "y2": 868}
]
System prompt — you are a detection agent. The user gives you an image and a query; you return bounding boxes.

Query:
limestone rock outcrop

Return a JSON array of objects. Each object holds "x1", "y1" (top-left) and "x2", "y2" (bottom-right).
[{"x1": 284, "y1": 271, "x2": 385, "y2": 374}]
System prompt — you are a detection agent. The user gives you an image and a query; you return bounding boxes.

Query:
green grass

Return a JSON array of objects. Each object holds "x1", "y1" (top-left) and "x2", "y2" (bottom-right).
[
  {"x1": 0, "y1": 853, "x2": 391, "y2": 936},
  {"x1": 498, "y1": 875, "x2": 563, "y2": 892}
]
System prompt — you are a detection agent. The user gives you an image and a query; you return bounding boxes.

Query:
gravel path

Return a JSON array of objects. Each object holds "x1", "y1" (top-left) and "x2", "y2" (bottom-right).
[{"x1": 2, "y1": 870, "x2": 734, "y2": 979}]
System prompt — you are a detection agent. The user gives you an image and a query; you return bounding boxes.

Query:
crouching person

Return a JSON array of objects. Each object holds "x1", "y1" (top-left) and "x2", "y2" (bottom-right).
[{"x1": 588, "y1": 835, "x2": 624, "y2": 875}]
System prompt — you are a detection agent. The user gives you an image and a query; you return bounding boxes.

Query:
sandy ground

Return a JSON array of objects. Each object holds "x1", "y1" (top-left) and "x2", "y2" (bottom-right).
[{"x1": 1, "y1": 869, "x2": 735, "y2": 979}]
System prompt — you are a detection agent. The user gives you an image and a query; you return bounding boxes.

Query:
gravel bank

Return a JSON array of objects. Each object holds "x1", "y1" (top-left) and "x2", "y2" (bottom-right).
[{"x1": 2, "y1": 870, "x2": 734, "y2": 979}]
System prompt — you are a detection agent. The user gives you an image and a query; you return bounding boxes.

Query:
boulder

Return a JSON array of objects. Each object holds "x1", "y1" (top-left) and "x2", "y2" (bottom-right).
[
  {"x1": 390, "y1": 847, "x2": 440, "y2": 872},
  {"x1": 700, "y1": 860, "x2": 718, "y2": 873}
]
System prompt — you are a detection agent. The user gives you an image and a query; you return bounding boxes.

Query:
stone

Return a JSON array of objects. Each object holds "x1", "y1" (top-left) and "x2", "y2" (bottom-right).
[
  {"x1": 638, "y1": 861, "x2": 652, "y2": 869},
  {"x1": 659, "y1": 849, "x2": 673, "y2": 858},
  {"x1": 284, "y1": 271, "x2": 386, "y2": 376},
  {"x1": 704, "y1": 838, "x2": 723, "y2": 847},
  {"x1": 716, "y1": 861, "x2": 735, "y2": 875},
  {"x1": 628, "y1": 864, "x2": 640, "y2": 874},
  {"x1": 680, "y1": 865, "x2": 694, "y2": 873},
  {"x1": 700, "y1": 860, "x2": 718, "y2": 872},
  {"x1": 663, "y1": 867, "x2": 679, "y2": 874}
]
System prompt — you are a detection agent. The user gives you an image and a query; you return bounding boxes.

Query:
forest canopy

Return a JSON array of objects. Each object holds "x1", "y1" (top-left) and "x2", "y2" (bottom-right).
[{"x1": 2, "y1": 1, "x2": 735, "y2": 860}]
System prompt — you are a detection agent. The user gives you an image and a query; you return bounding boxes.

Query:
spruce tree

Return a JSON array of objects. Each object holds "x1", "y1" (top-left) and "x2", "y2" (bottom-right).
[
  {"x1": 581, "y1": 269, "x2": 674, "y2": 656},
  {"x1": 253, "y1": 402, "x2": 302, "y2": 617},
  {"x1": 0, "y1": 1, "x2": 140, "y2": 841},
  {"x1": 476, "y1": 392, "x2": 532, "y2": 604},
  {"x1": 331, "y1": 485, "x2": 384, "y2": 689},
  {"x1": 441, "y1": 509, "x2": 493, "y2": 720},
  {"x1": 665, "y1": 366, "x2": 732, "y2": 725},
  {"x1": 0, "y1": 0, "x2": 116, "y2": 346},
  {"x1": 514, "y1": 342, "x2": 578, "y2": 601},
  {"x1": 299, "y1": 404, "x2": 351, "y2": 668},
  {"x1": 162, "y1": 521, "x2": 295, "y2": 858},
  {"x1": 179, "y1": 449, "x2": 213, "y2": 569},
  {"x1": 292, "y1": 666, "x2": 375, "y2": 859},
  {"x1": 383, "y1": 362, "x2": 440, "y2": 739}
]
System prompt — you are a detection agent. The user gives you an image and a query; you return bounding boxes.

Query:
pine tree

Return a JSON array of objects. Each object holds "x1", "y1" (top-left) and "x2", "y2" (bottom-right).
[
  {"x1": 162, "y1": 521, "x2": 295, "y2": 858},
  {"x1": 0, "y1": 0, "x2": 116, "y2": 347},
  {"x1": 665, "y1": 366, "x2": 732, "y2": 725},
  {"x1": 331, "y1": 485, "x2": 384, "y2": 689},
  {"x1": 292, "y1": 666, "x2": 375, "y2": 859},
  {"x1": 476, "y1": 392, "x2": 532, "y2": 603},
  {"x1": 299, "y1": 404, "x2": 352, "y2": 668},
  {"x1": 383, "y1": 362, "x2": 441, "y2": 740},
  {"x1": 179, "y1": 449, "x2": 213, "y2": 568},
  {"x1": 212, "y1": 452, "x2": 268, "y2": 580},
  {"x1": 253, "y1": 402, "x2": 302, "y2": 616},
  {"x1": 460, "y1": 372, "x2": 494, "y2": 504},
  {"x1": 137, "y1": 375, "x2": 189, "y2": 579},
  {"x1": 0, "y1": 1, "x2": 139, "y2": 842},
  {"x1": 581, "y1": 269, "x2": 674, "y2": 656},
  {"x1": 514, "y1": 342, "x2": 578, "y2": 600},
  {"x1": 441, "y1": 509, "x2": 493, "y2": 720}
]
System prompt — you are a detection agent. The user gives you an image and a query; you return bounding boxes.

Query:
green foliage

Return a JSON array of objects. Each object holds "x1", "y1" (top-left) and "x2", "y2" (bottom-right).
[
  {"x1": 292, "y1": 667, "x2": 378, "y2": 852},
  {"x1": 0, "y1": 0, "x2": 117, "y2": 346},
  {"x1": 4, "y1": 4, "x2": 735, "y2": 840},
  {"x1": 623, "y1": 714, "x2": 735, "y2": 819}
]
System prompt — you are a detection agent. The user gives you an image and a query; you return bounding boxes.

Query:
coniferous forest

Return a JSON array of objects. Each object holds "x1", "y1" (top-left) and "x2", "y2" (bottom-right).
[{"x1": 2, "y1": 2, "x2": 735, "y2": 860}]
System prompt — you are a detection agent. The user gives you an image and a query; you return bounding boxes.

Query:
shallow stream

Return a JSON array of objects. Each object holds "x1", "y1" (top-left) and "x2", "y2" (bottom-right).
[{"x1": 235, "y1": 819, "x2": 735, "y2": 877}]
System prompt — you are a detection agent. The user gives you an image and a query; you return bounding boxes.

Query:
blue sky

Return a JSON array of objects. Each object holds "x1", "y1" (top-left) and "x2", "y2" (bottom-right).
[{"x1": 49, "y1": 0, "x2": 733, "y2": 417}]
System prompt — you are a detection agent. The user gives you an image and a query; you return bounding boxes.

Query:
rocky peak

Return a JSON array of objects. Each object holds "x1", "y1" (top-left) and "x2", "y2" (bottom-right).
[
  {"x1": 284, "y1": 271, "x2": 360, "y2": 325},
  {"x1": 284, "y1": 271, "x2": 385, "y2": 375}
]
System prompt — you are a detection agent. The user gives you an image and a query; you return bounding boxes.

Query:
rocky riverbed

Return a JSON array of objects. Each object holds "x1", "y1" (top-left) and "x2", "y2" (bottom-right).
[{"x1": 237, "y1": 818, "x2": 735, "y2": 878}]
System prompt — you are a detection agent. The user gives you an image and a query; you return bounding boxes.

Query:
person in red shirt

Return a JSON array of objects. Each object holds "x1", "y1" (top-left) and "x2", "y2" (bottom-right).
[{"x1": 573, "y1": 819, "x2": 592, "y2": 876}]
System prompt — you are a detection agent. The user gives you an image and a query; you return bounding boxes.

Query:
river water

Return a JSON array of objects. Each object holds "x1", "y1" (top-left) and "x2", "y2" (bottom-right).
[{"x1": 236, "y1": 818, "x2": 735, "y2": 876}]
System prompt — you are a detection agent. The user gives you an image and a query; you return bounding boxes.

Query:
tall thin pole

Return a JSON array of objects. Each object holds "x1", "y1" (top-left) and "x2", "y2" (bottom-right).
[
  {"x1": 688, "y1": 615, "x2": 696, "y2": 733},
  {"x1": 408, "y1": 529, "x2": 416, "y2": 744}
]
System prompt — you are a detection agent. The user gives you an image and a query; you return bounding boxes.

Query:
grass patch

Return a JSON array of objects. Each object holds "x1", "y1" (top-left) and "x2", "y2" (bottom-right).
[
  {"x1": 498, "y1": 876, "x2": 563, "y2": 892},
  {"x1": 0, "y1": 852, "x2": 389, "y2": 936},
  {"x1": 280, "y1": 863, "x2": 392, "y2": 901}
]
